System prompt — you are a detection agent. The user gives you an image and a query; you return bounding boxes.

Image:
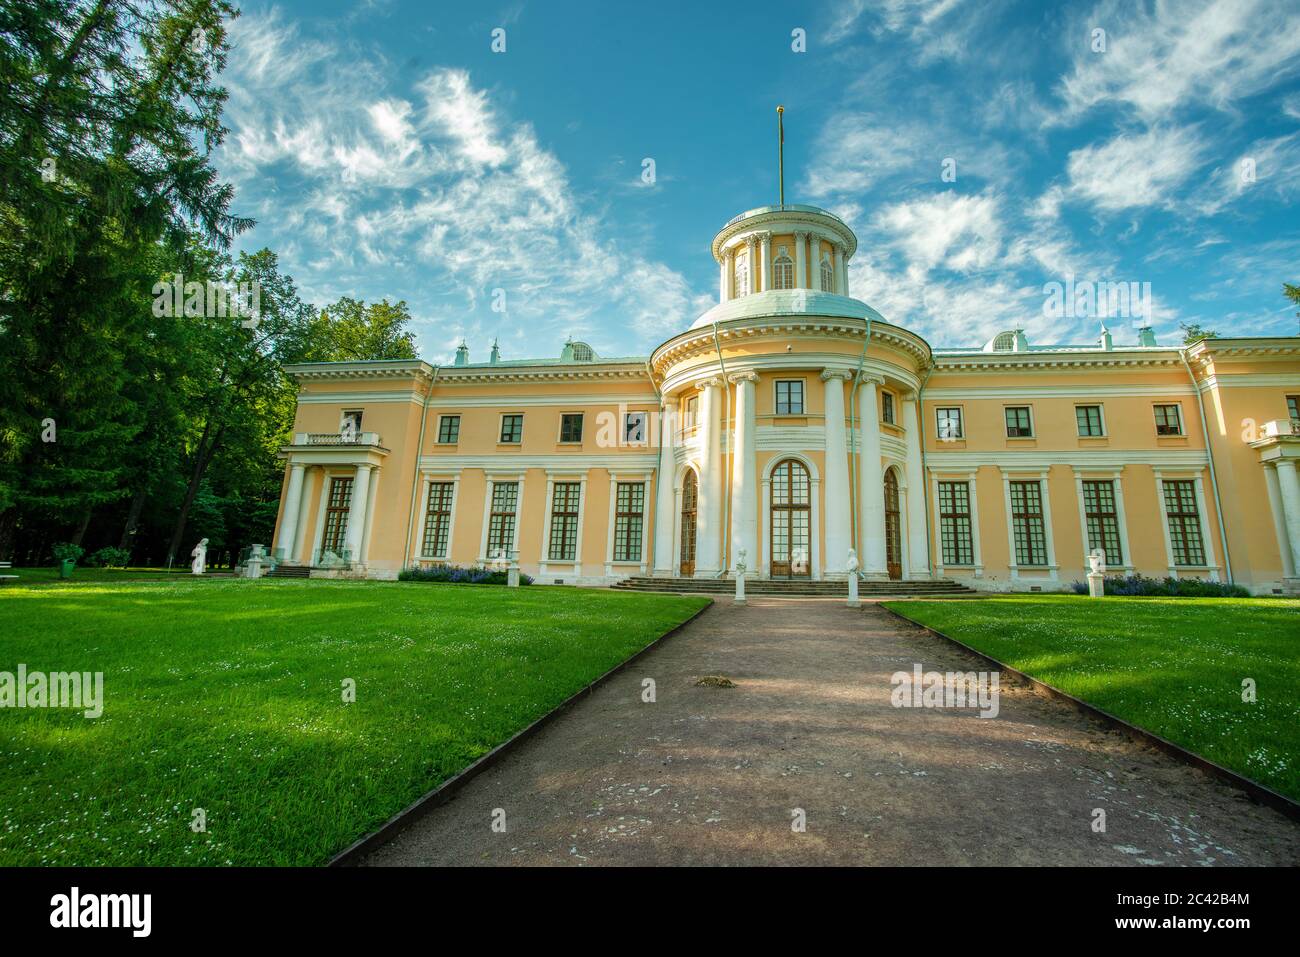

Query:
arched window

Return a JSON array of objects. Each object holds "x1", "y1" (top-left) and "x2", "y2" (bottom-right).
[
  {"x1": 571, "y1": 342, "x2": 594, "y2": 361},
  {"x1": 772, "y1": 255, "x2": 794, "y2": 290},
  {"x1": 770, "y1": 458, "x2": 811, "y2": 578},
  {"x1": 992, "y1": 332, "x2": 1016, "y2": 352},
  {"x1": 883, "y1": 468, "x2": 902, "y2": 580},
  {"x1": 735, "y1": 256, "x2": 750, "y2": 297},
  {"x1": 819, "y1": 256, "x2": 834, "y2": 292}
]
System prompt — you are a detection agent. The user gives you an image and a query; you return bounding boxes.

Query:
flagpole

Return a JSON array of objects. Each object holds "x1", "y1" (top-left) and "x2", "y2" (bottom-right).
[{"x1": 777, "y1": 105, "x2": 785, "y2": 206}]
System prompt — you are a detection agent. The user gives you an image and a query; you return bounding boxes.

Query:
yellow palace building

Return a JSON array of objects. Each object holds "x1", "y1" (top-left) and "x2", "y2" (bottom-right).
[{"x1": 271, "y1": 202, "x2": 1300, "y2": 595}]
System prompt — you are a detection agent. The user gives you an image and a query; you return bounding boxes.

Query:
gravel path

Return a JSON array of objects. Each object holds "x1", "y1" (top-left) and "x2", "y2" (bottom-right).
[{"x1": 365, "y1": 597, "x2": 1299, "y2": 866}]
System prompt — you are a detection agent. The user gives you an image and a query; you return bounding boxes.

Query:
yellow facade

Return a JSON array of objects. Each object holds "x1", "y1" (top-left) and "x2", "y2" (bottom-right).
[{"x1": 273, "y1": 204, "x2": 1300, "y2": 594}]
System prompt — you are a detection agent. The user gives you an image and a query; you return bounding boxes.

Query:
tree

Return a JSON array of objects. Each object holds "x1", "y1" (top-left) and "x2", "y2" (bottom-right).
[
  {"x1": 1285, "y1": 283, "x2": 1300, "y2": 335},
  {"x1": 1179, "y1": 322, "x2": 1219, "y2": 344},
  {"x1": 307, "y1": 297, "x2": 419, "y2": 361}
]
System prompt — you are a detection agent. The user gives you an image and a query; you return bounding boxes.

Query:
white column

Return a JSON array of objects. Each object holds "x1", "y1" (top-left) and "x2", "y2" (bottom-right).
[
  {"x1": 1154, "y1": 474, "x2": 1177, "y2": 578},
  {"x1": 794, "y1": 231, "x2": 807, "y2": 290},
  {"x1": 1273, "y1": 459, "x2": 1300, "y2": 576},
  {"x1": 833, "y1": 243, "x2": 846, "y2": 295},
  {"x1": 1113, "y1": 472, "x2": 1133, "y2": 569},
  {"x1": 821, "y1": 370, "x2": 852, "y2": 578},
  {"x1": 729, "y1": 372, "x2": 759, "y2": 573},
  {"x1": 901, "y1": 391, "x2": 929, "y2": 578},
  {"x1": 718, "y1": 256, "x2": 727, "y2": 303},
  {"x1": 758, "y1": 233, "x2": 771, "y2": 292},
  {"x1": 292, "y1": 466, "x2": 315, "y2": 563},
  {"x1": 696, "y1": 378, "x2": 724, "y2": 576},
  {"x1": 1039, "y1": 471, "x2": 1059, "y2": 581},
  {"x1": 652, "y1": 401, "x2": 677, "y2": 576},
  {"x1": 857, "y1": 376, "x2": 886, "y2": 577},
  {"x1": 1001, "y1": 471, "x2": 1019, "y2": 580},
  {"x1": 1263, "y1": 464, "x2": 1296, "y2": 578},
  {"x1": 344, "y1": 464, "x2": 373, "y2": 562},
  {"x1": 359, "y1": 469, "x2": 379, "y2": 565},
  {"x1": 278, "y1": 463, "x2": 306, "y2": 562},
  {"x1": 539, "y1": 474, "x2": 556, "y2": 576}
]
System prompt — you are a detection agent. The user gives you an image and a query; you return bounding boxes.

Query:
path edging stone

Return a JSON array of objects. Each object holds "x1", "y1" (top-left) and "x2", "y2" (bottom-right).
[
  {"x1": 328, "y1": 599, "x2": 715, "y2": 866},
  {"x1": 878, "y1": 603, "x2": 1300, "y2": 824}
]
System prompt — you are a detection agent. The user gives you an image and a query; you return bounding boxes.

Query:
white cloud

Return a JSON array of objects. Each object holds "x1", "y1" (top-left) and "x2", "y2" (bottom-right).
[
  {"x1": 1062, "y1": 126, "x2": 1205, "y2": 212},
  {"x1": 219, "y1": 8, "x2": 705, "y2": 360},
  {"x1": 871, "y1": 191, "x2": 1004, "y2": 273},
  {"x1": 1054, "y1": 0, "x2": 1300, "y2": 122}
]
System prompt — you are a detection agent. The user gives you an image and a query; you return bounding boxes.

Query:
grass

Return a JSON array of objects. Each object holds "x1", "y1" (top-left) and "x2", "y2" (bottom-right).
[
  {"x1": 0, "y1": 579, "x2": 709, "y2": 865},
  {"x1": 883, "y1": 595, "x2": 1300, "y2": 801},
  {"x1": 1, "y1": 565, "x2": 214, "y2": 585}
]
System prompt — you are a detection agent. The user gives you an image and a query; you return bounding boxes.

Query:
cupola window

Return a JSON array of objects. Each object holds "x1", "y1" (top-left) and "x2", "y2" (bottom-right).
[
  {"x1": 735, "y1": 256, "x2": 750, "y2": 297},
  {"x1": 773, "y1": 254, "x2": 794, "y2": 290},
  {"x1": 819, "y1": 256, "x2": 834, "y2": 292}
]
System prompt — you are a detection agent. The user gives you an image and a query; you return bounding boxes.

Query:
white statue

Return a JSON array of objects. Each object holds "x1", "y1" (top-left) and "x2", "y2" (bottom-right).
[
  {"x1": 1088, "y1": 548, "x2": 1106, "y2": 576},
  {"x1": 190, "y1": 538, "x2": 209, "y2": 575},
  {"x1": 846, "y1": 548, "x2": 860, "y2": 607},
  {"x1": 846, "y1": 548, "x2": 860, "y2": 574},
  {"x1": 734, "y1": 547, "x2": 748, "y2": 576}
]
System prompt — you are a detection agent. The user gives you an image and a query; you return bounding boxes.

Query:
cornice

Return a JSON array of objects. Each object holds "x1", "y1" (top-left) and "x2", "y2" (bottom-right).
[{"x1": 932, "y1": 351, "x2": 1187, "y2": 372}]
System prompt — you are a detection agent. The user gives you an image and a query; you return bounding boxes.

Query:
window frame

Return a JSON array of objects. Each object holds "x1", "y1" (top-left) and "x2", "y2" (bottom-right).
[
  {"x1": 1004, "y1": 405, "x2": 1034, "y2": 438},
  {"x1": 613, "y1": 481, "x2": 646, "y2": 563},
  {"x1": 498, "y1": 413, "x2": 524, "y2": 444},
  {"x1": 1081, "y1": 479, "x2": 1122, "y2": 567},
  {"x1": 436, "y1": 414, "x2": 460, "y2": 445},
  {"x1": 881, "y1": 390, "x2": 896, "y2": 425},
  {"x1": 819, "y1": 255, "x2": 834, "y2": 292},
  {"x1": 1162, "y1": 479, "x2": 1205, "y2": 566},
  {"x1": 1075, "y1": 404, "x2": 1105, "y2": 437},
  {"x1": 937, "y1": 480, "x2": 974, "y2": 566},
  {"x1": 546, "y1": 481, "x2": 581, "y2": 562},
  {"x1": 772, "y1": 254, "x2": 794, "y2": 290},
  {"x1": 1008, "y1": 480, "x2": 1048, "y2": 566},
  {"x1": 936, "y1": 406, "x2": 964, "y2": 440},
  {"x1": 623, "y1": 411, "x2": 649, "y2": 446},
  {"x1": 558, "y1": 412, "x2": 584, "y2": 444},
  {"x1": 774, "y1": 378, "x2": 806, "y2": 416},
  {"x1": 1153, "y1": 403, "x2": 1184, "y2": 437},
  {"x1": 420, "y1": 481, "x2": 455, "y2": 558},
  {"x1": 1287, "y1": 394, "x2": 1299, "y2": 428},
  {"x1": 683, "y1": 395, "x2": 699, "y2": 430},
  {"x1": 486, "y1": 481, "x2": 519, "y2": 560}
]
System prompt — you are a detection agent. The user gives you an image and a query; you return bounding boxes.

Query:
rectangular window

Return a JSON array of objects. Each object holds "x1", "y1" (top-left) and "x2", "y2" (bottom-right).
[
  {"x1": 623, "y1": 411, "x2": 648, "y2": 445},
  {"x1": 1009, "y1": 480, "x2": 1048, "y2": 566},
  {"x1": 775, "y1": 380, "x2": 805, "y2": 415},
  {"x1": 936, "y1": 407, "x2": 964, "y2": 440},
  {"x1": 1163, "y1": 479, "x2": 1205, "y2": 566},
  {"x1": 559, "y1": 413, "x2": 583, "y2": 443},
  {"x1": 1082, "y1": 480, "x2": 1122, "y2": 566},
  {"x1": 613, "y1": 482, "x2": 646, "y2": 563},
  {"x1": 1154, "y1": 404, "x2": 1183, "y2": 436},
  {"x1": 421, "y1": 482, "x2": 454, "y2": 557},
  {"x1": 938, "y1": 481, "x2": 974, "y2": 566},
  {"x1": 437, "y1": 415, "x2": 460, "y2": 444},
  {"x1": 1005, "y1": 406, "x2": 1033, "y2": 437},
  {"x1": 1288, "y1": 395, "x2": 1299, "y2": 428},
  {"x1": 547, "y1": 482, "x2": 580, "y2": 561},
  {"x1": 684, "y1": 395, "x2": 698, "y2": 429},
  {"x1": 881, "y1": 391, "x2": 895, "y2": 425},
  {"x1": 1075, "y1": 405, "x2": 1104, "y2": 437},
  {"x1": 321, "y1": 477, "x2": 353, "y2": 555},
  {"x1": 487, "y1": 482, "x2": 519, "y2": 559},
  {"x1": 499, "y1": 414, "x2": 523, "y2": 444},
  {"x1": 340, "y1": 410, "x2": 363, "y2": 441}
]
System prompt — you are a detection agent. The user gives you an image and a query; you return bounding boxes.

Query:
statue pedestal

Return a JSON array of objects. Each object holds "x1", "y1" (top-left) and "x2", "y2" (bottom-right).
[
  {"x1": 507, "y1": 564, "x2": 520, "y2": 588},
  {"x1": 734, "y1": 571, "x2": 746, "y2": 605},
  {"x1": 847, "y1": 575, "x2": 859, "y2": 608},
  {"x1": 1087, "y1": 572, "x2": 1104, "y2": 598}
]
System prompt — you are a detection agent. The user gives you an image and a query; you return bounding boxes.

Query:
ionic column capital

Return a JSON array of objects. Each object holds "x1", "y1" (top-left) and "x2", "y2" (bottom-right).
[
  {"x1": 728, "y1": 371, "x2": 760, "y2": 385},
  {"x1": 698, "y1": 377, "x2": 723, "y2": 390},
  {"x1": 820, "y1": 369, "x2": 853, "y2": 382},
  {"x1": 856, "y1": 373, "x2": 885, "y2": 387}
]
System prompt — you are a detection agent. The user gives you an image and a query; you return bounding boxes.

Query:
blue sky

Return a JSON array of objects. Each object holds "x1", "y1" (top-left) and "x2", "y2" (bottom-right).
[{"x1": 216, "y1": 0, "x2": 1300, "y2": 363}]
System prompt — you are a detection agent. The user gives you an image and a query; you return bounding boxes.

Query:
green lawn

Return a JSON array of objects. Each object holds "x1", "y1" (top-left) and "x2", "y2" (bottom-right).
[
  {"x1": 883, "y1": 595, "x2": 1300, "y2": 801},
  {"x1": 2, "y1": 565, "x2": 215, "y2": 585},
  {"x1": 0, "y1": 580, "x2": 709, "y2": 865}
]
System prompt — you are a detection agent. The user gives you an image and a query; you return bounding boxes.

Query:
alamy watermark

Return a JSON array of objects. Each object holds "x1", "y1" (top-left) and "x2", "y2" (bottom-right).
[
  {"x1": 152, "y1": 275, "x2": 260, "y2": 327},
  {"x1": 890, "y1": 664, "x2": 1000, "y2": 719},
  {"x1": 0, "y1": 664, "x2": 103, "y2": 718},
  {"x1": 1042, "y1": 276, "x2": 1152, "y2": 324}
]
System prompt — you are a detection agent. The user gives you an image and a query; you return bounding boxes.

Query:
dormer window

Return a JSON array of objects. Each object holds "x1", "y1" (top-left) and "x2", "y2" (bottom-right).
[
  {"x1": 819, "y1": 256, "x2": 834, "y2": 292},
  {"x1": 993, "y1": 332, "x2": 1016, "y2": 351},
  {"x1": 572, "y1": 342, "x2": 593, "y2": 361}
]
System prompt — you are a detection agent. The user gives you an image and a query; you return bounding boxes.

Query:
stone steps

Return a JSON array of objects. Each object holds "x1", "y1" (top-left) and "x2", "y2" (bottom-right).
[
  {"x1": 610, "y1": 576, "x2": 977, "y2": 597},
  {"x1": 267, "y1": 564, "x2": 311, "y2": 579}
]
